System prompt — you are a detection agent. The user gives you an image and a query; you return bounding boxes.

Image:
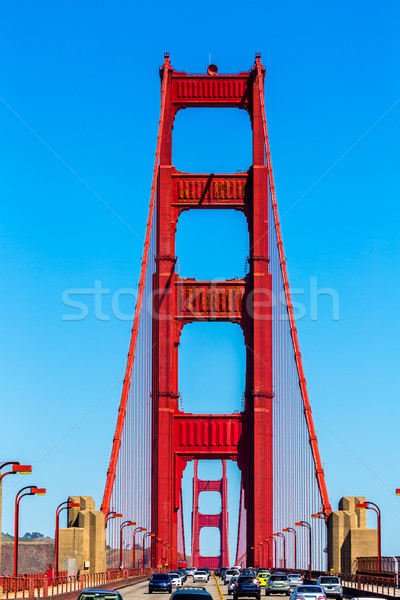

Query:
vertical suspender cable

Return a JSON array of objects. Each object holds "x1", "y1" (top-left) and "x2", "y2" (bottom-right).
[
  {"x1": 101, "y1": 56, "x2": 170, "y2": 514},
  {"x1": 255, "y1": 58, "x2": 331, "y2": 516}
]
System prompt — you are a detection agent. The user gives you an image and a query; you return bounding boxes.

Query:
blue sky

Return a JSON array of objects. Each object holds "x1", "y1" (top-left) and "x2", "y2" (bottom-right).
[{"x1": 1, "y1": 0, "x2": 399, "y2": 562}]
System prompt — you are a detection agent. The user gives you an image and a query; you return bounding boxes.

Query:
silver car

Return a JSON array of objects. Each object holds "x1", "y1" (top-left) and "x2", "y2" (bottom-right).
[
  {"x1": 228, "y1": 576, "x2": 239, "y2": 595},
  {"x1": 316, "y1": 577, "x2": 343, "y2": 598},
  {"x1": 290, "y1": 585, "x2": 326, "y2": 600},
  {"x1": 287, "y1": 574, "x2": 303, "y2": 589},
  {"x1": 266, "y1": 574, "x2": 291, "y2": 596},
  {"x1": 225, "y1": 569, "x2": 240, "y2": 584},
  {"x1": 192, "y1": 570, "x2": 208, "y2": 583}
]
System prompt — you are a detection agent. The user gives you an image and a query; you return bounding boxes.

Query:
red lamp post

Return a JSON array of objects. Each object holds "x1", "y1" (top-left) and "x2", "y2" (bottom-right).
[
  {"x1": 274, "y1": 532, "x2": 286, "y2": 569},
  {"x1": 251, "y1": 545, "x2": 260, "y2": 566},
  {"x1": 268, "y1": 536, "x2": 277, "y2": 568},
  {"x1": 14, "y1": 486, "x2": 46, "y2": 576},
  {"x1": 105, "y1": 511, "x2": 123, "y2": 528},
  {"x1": 311, "y1": 512, "x2": 328, "y2": 522},
  {"x1": 119, "y1": 520, "x2": 136, "y2": 569},
  {"x1": 133, "y1": 526, "x2": 146, "y2": 568},
  {"x1": 260, "y1": 541, "x2": 267, "y2": 567},
  {"x1": 0, "y1": 462, "x2": 32, "y2": 481},
  {"x1": 142, "y1": 532, "x2": 155, "y2": 569},
  {"x1": 295, "y1": 521, "x2": 312, "y2": 575},
  {"x1": 55, "y1": 501, "x2": 80, "y2": 576},
  {"x1": 264, "y1": 539, "x2": 272, "y2": 569},
  {"x1": 357, "y1": 501, "x2": 381, "y2": 572},
  {"x1": 283, "y1": 528, "x2": 297, "y2": 570}
]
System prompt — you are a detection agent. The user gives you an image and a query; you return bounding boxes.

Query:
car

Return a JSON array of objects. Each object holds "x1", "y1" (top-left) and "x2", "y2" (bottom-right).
[
  {"x1": 193, "y1": 570, "x2": 208, "y2": 583},
  {"x1": 220, "y1": 567, "x2": 229, "y2": 580},
  {"x1": 290, "y1": 586, "x2": 326, "y2": 600},
  {"x1": 149, "y1": 574, "x2": 173, "y2": 594},
  {"x1": 214, "y1": 569, "x2": 221, "y2": 577},
  {"x1": 169, "y1": 572, "x2": 183, "y2": 587},
  {"x1": 225, "y1": 569, "x2": 240, "y2": 584},
  {"x1": 241, "y1": 569, "x2": 256, "y2": 577},
  {"x1": 228, "y1": 576, "x2": 239, "y2": 594},
  {"x1": 77, "y1": 590, "x2": 122, "y2": 600},
  {"x1": 170, "y1": 589, "x2": 213, "y2": 600},
  {"x1": 316, "y1": 577, "x2": 343, "y2": 598},
  {"x1": 287, "y1": 575, "x2": 303, "y2": 589},
  {"x1": 186, "y1": 567, "x2": 196, "y2": 575},
  {"x1": 233, "y1": 575, "x2": 261, "y2": 600},
  {"x1": 257, "y1": 572, "x2": 270, "y2": 587},
  {"x1": 177, "y1": 569, "x2": 187, "y2": 582},
  {"x1": 265, "y1": 574, "x2": 291, "y2": 595}
]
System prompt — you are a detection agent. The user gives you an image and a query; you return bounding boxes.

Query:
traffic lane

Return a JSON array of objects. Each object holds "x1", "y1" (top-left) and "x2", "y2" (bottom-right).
[{"x1": 119, "y1": 577, "x2": 221, "y2": 600}]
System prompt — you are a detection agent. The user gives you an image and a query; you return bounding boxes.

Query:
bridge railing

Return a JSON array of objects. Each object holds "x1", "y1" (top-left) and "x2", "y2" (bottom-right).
[
  {"x1": 0, "y1": 569, "x2": 152, "y2": 600},
  {"x1": 280, "y1": 568, "x2": 399, "y2": 598}
]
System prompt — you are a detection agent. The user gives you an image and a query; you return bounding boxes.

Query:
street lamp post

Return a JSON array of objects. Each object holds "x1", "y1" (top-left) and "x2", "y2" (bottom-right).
[
  {"x1": 312, "y1": 512, "x2": 329, "y2": 571},
  {"x1": 105, "y1": 511, "x2": 123, "y2": 528},
  {"x1": 14, "y1": 486, "x2": 46, "y2": 576},
  {"x1": 282, "y1": 528, "x2": 297, "y2": 570},
  {"x1": 119, "y1": 521, "x2": 136, "y2": 569},
  {"x1": 264, "y1": 539, "x2": 272, "y2": 569},
  {"x1": 274, "y1": 533, "x2": 286, "y2": 569},
  {"x1": 0, "y1": 463, "x2": 32, "y2": 548},
  {"x1": 142, "y1": 532, "x2": 155, "y2": 570},
  {"x1": 260, "y1": 541, "x2": 266, "y2": 567},
  {"x1": 268, "y1": 537, "x2": 277, "y2": 568},
  {"x1": 133, "y1": 526, "x2": 146, "y2": 568},
  {"x1": 0, "y1": 463, "x2": 32, "y2": 482},
  {"x1": 311, "y1": 512, "x2": 328, "y2": 522},
  {"x1": 295, "y1": 521, "x2": 312, "y2": 576},
  {"x1": 250, "y1": 545, "x2": 260, "y2": 567},
  {"x1": 357, "y1": 501, "x2": 381, "y2": 572},
  {"x1": 55, "y1": 501, "x2": 80, "y2": 576}
]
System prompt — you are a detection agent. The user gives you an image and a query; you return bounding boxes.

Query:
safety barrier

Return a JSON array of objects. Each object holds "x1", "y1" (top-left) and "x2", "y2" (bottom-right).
[
  {"x1": 279, "y1": 567, "x2": 400, "y2": 598},
  {"x1": 0, "y1": 569, "x2": 151, "y2": 600}
]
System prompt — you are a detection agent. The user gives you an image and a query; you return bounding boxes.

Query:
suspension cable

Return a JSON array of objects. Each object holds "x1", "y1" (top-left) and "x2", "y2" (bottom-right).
[
  {"x1": 101, "y1": 54, "x2": 171, "y2": 513},
  {"x1": 255, "y1": 57, "x2": 331, "y2": 515}
]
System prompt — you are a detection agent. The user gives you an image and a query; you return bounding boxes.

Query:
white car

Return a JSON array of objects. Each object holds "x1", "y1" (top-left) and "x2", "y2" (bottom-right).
[
  {"x1": 228, "y1": 576, "x2": 239, "y2": 594},
  {"x1": 225, "y1": 569, "x2": 240, "y2": 584},
  {"x1": 193, "y1": 570, "x2": 208, "y2": 583},
  {"x1": 316, "y1": 577, "x2": 343, "y2": 598},
  {"x1": 168, "y1": 572, "x2": 182, "y2": 587}
]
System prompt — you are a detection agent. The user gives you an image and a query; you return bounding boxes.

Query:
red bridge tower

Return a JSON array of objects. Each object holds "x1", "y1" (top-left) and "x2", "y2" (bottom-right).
[
  {"x1": 151, "y1": 54, "x2": 273, "y2": 568},
  {"x1": 191, "y1": 460, "x2": 229, "y2": 569}
]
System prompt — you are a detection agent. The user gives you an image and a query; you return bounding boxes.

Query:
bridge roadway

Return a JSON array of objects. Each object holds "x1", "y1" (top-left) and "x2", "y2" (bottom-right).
[
  {"x1": 118, "y1": 575, "x2": 389, "y2": 600},
  {"x1": 120, "y1": 577, "x2": 255, "y2": 600},
  {"x1": 120, "y1": 577, "x2": 323, "y2": 600}
]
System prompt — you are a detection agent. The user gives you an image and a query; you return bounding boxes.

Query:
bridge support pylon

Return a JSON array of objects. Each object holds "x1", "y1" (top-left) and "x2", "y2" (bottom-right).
[
  {"x1": 151, "y1": 54, "x2": 273, "y2": 569},
  {"x1": 191, "y1": 460, "x2": 229, "y2": 569}
]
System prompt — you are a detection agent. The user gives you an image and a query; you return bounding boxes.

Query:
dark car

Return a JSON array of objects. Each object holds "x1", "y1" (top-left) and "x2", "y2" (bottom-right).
[
  {"x1": 220, "y1": 567, "x2": 229, "y2": 580},
  {"x1": 78, "y1": 592, "x2": 122, "y2": 600},
  {"x1": 233, "y1": 575, "x2": 261, "y2": 600},
  {"x1": 215, "y1": 569, "x2": 221, "y2": 577},
  {"x1": 241, "y1": 570, "x2": 256, "y2": 577},
  {"x1": 171, "y1": 589, "x2": 213, "y2": 600},
  {"x1": 177, "y1": 569, "x2": 187, "y2": 582},
  {"x1": 149, "y1": 573, "x2": 172, "y2": 593}
]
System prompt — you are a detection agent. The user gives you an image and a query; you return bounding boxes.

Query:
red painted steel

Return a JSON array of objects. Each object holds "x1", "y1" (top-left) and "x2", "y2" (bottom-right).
[
  {"x1": 175, "y1": 279, "x2": 245, "y2": 322},
  {"x1": 102, "y1": 53, "x2": 331, "y2": 573},
  {"x1": 172, "y1": 171, "x2": 249, "y2": 211},
  {"x1": 191, "y1": 461, "x2": 229, "y2": 569},
  {"x1": 151, "y1": 56, "x2": 273, "y2": 569}
]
